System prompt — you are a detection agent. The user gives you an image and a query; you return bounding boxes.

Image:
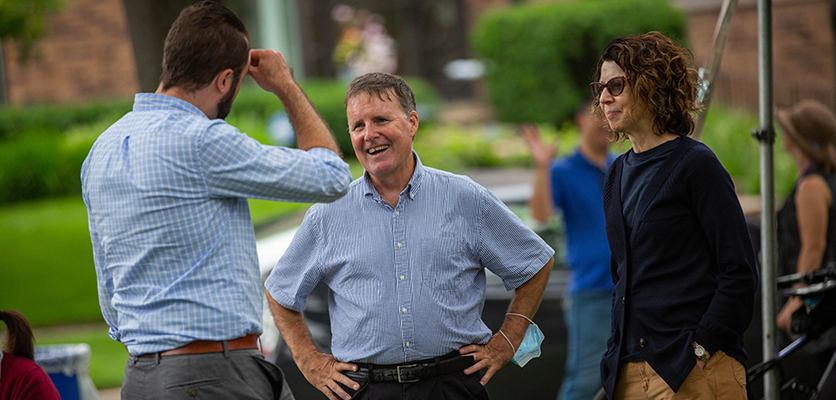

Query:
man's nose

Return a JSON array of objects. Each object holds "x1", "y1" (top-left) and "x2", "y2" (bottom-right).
[{"x1": 363, "y1": 125, "x2": 380, "y2": 140}]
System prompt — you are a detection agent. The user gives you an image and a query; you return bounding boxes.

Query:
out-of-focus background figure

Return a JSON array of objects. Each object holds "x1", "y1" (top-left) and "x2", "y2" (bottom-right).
[
  {"x1": 774, "y1": 98, "x2": 836, "y2": 391},
  {"x1": 521, "y1": 99, "x2": 614, "y2": 400}
]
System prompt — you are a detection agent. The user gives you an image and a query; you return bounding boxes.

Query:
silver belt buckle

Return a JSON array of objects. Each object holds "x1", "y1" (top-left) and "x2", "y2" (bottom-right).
[{"x1": 397, "y1": 364, "x2": 419, "y2": 383}]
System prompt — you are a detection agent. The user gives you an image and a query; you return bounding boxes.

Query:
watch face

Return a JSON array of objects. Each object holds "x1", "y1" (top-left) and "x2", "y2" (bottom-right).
[{"x1": 695, "y1": 347, "x2": 705, "y2": 357}]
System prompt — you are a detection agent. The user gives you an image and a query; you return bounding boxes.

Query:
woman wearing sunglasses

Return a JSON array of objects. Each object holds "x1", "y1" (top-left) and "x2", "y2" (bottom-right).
[{"x1": 593, "y1": 32, "x2": 758, "y2": 400}]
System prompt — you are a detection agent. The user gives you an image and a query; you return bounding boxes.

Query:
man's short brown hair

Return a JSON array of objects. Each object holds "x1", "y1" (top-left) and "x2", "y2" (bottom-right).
[
  {"x1": 160, "y1": 1, "x2": 249, "y2": 93},
  {"x1": 344, "y1": 73, "x2": 416, "y2": 117}
]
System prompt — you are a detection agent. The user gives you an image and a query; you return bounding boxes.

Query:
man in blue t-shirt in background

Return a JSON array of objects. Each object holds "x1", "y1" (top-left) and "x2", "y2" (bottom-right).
[{"x1": 522, "y1": 100, "x2": 614, "y2": 400}]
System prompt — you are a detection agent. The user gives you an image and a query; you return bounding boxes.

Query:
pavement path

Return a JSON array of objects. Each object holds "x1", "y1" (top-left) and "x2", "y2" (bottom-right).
[{"x1": 99, "y1": 388, "x2": 119, "y2": 400}]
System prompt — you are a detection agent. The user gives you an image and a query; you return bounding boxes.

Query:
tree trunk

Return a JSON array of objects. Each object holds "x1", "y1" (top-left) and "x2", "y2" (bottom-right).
[{"x1": 122, "y1": 0, "x2": 192, "y2": 93}]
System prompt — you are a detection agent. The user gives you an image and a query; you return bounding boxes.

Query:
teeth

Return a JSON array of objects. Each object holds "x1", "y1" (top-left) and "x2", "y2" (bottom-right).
[{"x1": 368, "y1": 145, "x2": 389, "y2": 155}]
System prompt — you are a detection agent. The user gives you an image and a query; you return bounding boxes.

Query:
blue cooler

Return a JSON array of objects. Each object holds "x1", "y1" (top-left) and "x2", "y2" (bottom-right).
[{"x1": 34, "y1": 343, "x2": 101, "y2": 400}]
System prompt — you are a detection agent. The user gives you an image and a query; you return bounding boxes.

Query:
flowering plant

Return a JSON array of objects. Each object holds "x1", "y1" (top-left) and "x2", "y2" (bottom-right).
[{"x1": 332, "y1": 5, "x2": 397, "y2": 78}]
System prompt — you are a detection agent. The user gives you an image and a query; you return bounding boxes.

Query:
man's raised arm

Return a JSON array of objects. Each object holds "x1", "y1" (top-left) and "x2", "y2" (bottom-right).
[{"x1": 248, "y1": 49, "x2": 343, "y2": 156}]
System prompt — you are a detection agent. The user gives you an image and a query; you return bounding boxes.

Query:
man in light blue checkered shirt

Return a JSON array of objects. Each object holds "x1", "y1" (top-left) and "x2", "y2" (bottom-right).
[
  {"x1": 81, "y1": 3, "x2": 351, "y2": 399},
  {"x1": 265, "y1": 73, "x2": 555, "y2": 400}
]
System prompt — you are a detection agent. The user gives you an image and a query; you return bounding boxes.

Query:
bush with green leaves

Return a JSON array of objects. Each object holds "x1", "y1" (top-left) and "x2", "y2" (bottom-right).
[
  {"x1": 0, "y1": 99, "x2": 132, "y2": 141},
  {"x1": 700, "y1": 105, "x2": 797, "y2": 197},
  {"x1": 472, "y1": 0, "x2": 686, "y2": 128}
]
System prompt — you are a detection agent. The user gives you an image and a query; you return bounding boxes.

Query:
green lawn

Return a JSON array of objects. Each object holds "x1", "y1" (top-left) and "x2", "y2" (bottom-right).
[
  {"x1": 35, "y1": 323, "x2": 128, "y2": 390},
  {"x1": 1, "y1": 195, "x2": 100, "y2": 327}
]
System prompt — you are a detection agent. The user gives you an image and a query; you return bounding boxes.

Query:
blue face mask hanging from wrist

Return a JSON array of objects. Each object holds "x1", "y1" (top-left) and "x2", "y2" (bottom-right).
[{"x1": 501, "y1": 313, "x2": 545, "y2": 367}]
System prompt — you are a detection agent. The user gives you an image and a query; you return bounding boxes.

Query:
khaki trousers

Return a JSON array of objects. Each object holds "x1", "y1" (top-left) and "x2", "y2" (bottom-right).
[{"x1": 614, "y1": 350, "x2": 747, "y2": 400}]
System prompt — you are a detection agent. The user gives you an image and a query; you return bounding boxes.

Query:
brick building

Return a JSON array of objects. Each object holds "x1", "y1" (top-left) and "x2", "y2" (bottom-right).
[
  {"x1": 1, "y1": 0, "x2": 834, "y2": 110},
  {"x1": 684, "y1": 0, "x2": 836, "y2": 109},
  {"x1": 1, "y1": 0, "x2": 138, "y2": 105}
]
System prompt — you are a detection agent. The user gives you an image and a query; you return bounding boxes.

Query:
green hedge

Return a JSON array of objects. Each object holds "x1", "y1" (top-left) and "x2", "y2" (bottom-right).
[
  {"x1": 0, "y1": 78, "x2": 439, "y2": 205},
  {"x1": 0, "y1": 100, "x2": 133, "y2": 141},
  {"x1": 472, "y1": 0, "x2": 687, "y2": 128}
]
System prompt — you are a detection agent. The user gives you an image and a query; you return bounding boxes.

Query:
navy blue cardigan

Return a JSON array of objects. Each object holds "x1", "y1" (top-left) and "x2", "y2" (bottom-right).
[{"x1": 600, "y1": 136, "x2": 759, "y2": 397}]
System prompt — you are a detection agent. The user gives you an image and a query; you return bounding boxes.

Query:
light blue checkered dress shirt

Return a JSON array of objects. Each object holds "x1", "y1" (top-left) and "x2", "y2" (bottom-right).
[
  {"x1": 265, "y1": 154, "x2": 554, "y2": 364},
  {"x1": 81, "y1": 93, "x2": 351, "y2": 355}
]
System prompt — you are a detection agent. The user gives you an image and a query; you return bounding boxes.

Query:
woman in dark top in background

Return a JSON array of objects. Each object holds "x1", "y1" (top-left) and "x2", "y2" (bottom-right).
[
  {"x1": 775, "y1": 99, "x2": 836, "y2": 394},
  {"x1": 593, "y1": 31, "x2": 758, "y2": 400}
]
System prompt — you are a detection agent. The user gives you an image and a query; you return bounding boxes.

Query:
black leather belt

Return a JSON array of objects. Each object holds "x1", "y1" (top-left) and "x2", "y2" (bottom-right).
[{"x1": 343, "y1": 354, "x2": 475, "y2": 383}]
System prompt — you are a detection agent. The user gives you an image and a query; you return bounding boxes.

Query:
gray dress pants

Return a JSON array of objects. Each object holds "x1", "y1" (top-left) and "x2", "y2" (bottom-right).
[{"x1": 122, "y1": 349, "x2": 294, "y2": 400}]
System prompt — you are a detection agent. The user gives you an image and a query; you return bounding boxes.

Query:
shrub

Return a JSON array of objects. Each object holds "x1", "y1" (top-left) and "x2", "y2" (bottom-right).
[
  {"x1": 0, "y1": 99, "x2": 132, "y2": 141},
  {"x1": 472, "y1": 0, "x2": 687, "y2": 128},
  {"x1": 700, "y1": 105, "x2": 796, "y2": 197},
  {"x1": 0, "y1": 120, "x2": 102, "y2": 204}
]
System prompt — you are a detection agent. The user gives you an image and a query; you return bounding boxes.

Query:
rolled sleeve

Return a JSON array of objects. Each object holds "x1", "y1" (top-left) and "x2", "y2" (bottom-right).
[{"x1": 199, "y1": 123, "x2": 351, "y2": 203}]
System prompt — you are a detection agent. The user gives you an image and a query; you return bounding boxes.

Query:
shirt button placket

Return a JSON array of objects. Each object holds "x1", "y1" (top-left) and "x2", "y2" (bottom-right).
[{"x1": 393, "y1": 202, "x2": 415, "y2": 358}]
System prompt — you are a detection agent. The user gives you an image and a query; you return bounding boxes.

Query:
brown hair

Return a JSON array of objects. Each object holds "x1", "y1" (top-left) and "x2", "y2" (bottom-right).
[
  {"x1": 344, "y1": 72, "x2": 417, "y2": 117},
  {"x1": 1, "y1": 310, "x2": 35, "y2": 360},
  {"x1": 594, "y1": 31, "x2": 701, "y2": 140},
  {"x1": 160, "y1": 1, "x2": 250, "y2": 93}
]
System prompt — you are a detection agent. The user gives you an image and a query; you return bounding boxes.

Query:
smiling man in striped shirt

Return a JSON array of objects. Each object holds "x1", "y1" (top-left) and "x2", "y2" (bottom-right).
[{"x1": 265, "y1": 72, "x2": 555, "y2": 400}]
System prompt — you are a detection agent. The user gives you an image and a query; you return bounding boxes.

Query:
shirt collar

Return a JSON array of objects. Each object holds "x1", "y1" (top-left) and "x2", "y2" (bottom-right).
[
  {"x1": 133, "y1": 93, "x2": 207, "y2": 118},
  {"x1": 362, "y1": 151, "x2": 424, "y2": 202},
  {"x1": 571, "y1": 149, "x2": 614, "y2": 173}
]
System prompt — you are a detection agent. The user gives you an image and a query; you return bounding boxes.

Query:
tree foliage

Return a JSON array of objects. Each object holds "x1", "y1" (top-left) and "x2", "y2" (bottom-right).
[
  {"x1": 0, "y1": 0, "x2": 64, "y2": 59},
  {"x1": 472, "y1": 0, "x2": 687, "y2": 128}
]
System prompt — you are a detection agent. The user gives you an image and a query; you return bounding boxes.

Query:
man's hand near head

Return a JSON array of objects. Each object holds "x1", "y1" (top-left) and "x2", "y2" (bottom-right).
[{"x1": 247, "y1": 49, "x2": 342, "y2": 156}]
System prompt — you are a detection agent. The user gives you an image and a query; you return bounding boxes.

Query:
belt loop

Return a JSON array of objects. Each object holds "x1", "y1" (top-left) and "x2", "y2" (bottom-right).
[
  {"x1": 132, "y1": 355, "x2": 138, "y2": 365},
  {"x1": 154, "y1": 352, "x2": 161, "y2": 365},
  {"x1": 222, "y1": 340, "x2": 230, "y2": 358},
  {"x1": 257, "y1": 336, "x2": 262, "y2": 354},
  {"x1": 368, "y1": 364, "x2": 374, "y2": 383}
]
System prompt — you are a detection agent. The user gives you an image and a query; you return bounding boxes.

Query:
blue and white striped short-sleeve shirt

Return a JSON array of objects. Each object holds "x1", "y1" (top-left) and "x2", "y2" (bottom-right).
[
  {"x1": 265, "y1": 154, "x2": 554, "y2": 364},
  {"x1": 81, "y1": 93, "x2": 351, "y2": 355}
]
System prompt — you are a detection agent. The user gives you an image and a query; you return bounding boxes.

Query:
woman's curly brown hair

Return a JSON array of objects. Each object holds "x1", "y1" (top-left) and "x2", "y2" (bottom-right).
[{"x1": 593, "y1": 31, "x2": 702, "y2": 140}]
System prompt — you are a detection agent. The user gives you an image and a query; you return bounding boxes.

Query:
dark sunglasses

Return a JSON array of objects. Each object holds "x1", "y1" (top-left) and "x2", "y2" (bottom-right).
[{"x1": 589, "y1": 76, "x2": 629, "y2": 100}]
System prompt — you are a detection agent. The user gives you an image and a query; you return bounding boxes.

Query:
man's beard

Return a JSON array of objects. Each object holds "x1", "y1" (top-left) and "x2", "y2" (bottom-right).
[{"x1": 216, "y1": 84, "x2": 237, "y2": 120}]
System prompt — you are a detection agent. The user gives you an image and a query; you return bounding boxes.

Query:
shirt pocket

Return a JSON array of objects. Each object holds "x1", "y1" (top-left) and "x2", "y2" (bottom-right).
[{"x1": 420, "y1": 237, "x2": 471, "y2": 291}]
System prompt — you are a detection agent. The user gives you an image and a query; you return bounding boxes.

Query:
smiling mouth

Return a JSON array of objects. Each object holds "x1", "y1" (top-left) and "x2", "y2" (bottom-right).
[{"x1": 368, "y1": 145, "x2": 389, "y2": 155}]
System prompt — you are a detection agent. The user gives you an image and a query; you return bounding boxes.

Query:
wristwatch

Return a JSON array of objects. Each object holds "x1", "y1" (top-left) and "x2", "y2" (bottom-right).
[{"x1": 693, "y1": 341, "x2": 710, "y2": 363}]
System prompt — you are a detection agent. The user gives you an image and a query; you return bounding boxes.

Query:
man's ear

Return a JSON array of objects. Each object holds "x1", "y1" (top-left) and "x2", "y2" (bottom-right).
[
  {"x1": 408, "y1": 110, "x2": 419, "y2": 138},
  {"x1": 214, "y1": 68, "x2": 236, "y2": 96}
]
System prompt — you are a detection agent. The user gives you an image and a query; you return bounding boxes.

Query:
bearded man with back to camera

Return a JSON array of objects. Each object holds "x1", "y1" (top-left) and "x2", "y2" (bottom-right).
[{"x1": 81, "y1": 2, "x2": 352, "y2": 398}]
